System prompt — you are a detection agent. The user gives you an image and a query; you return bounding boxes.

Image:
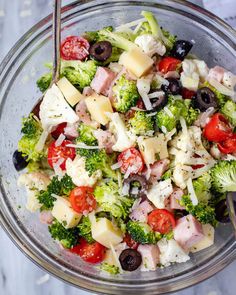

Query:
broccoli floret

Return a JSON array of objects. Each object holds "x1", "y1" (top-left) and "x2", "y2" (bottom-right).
[
  {"x1": 94, "y1": 181, "x2": 134, "y2": 219},
  {"x1": 112, "y1": 75, "x2": 139, "y2": 113},
  {"x1": 18, "y1": 114, "x2": 44, "y2": 162},
  {"x1": 126, "y1": 221, "x2": 161, "y2": 244},
  {"x1": 48, "y1": 219, "x2": 79, "y2": 248},
  {"x1": 77, "y1": 124, "x2": 98, "y2": 146},
  {"x1": 162, "y1": 29, "x2": 177, "y2": 52},
  {"x1": 221, "y1": 100, "x2": 236, "y2": 126},
  {"x1": 210, "y1": 160, "x2": 236, "y2": 193},
  {"x1": 193, "y1": 173, "x2": 212, "y2": 203},
  {"x1": 36, "y1": 72, "x2": 52, "y2": 93},
  {"x1": 129, "y1": 111, "x2": 154, "y2": 136},
  {"x1": 161, "y1": 169, "x2": 172, "y2": 180},
  {"x1": 37, "y1": 174, "x2": 75, "y2": 210},
  {"x1": 180, "y1": 195, "x2": 216, "y2": 226},
  {"x1": 183, "y1": 99, "x2": 200, "y2": 125},
  {"x1": 100, "y1": 263, "x2": 120, "y2": 275},
  {"x1": 77, "y1": 216, "x2": 95, "y2": 244},
  {"x1": 202, "y1": 81, "x2": 228, "y2": 107}
]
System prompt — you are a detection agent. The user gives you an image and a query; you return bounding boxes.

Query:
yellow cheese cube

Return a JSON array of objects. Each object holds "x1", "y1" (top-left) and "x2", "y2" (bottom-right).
[
  {"x1": 190, "y1": 224, "x2": 215, "y2": 253},
  {"x1": 52, "y1": 197, "x2": 82, "y2": 228},
  {"x1": 57, "y1": 77, "x2": 84, "y2": 107},
  {"x1": 119, "y1": 48, "x2": 154, "y2": 78},
  {"x1": 91, "y1": 218, "x2": 123, "y2": 248},
  {"x1": 85, "y1": 94, "x2": 113, "y2": 125}
]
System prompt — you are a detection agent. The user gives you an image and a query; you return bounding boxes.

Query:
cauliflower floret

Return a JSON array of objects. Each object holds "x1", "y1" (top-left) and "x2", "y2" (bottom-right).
[
  {"x1": 17, "y1": 172, "x2": 50, "y2": 212},
  {"x1": 39, "y1": 84, "x2": 79, "y2": 129},
  {"x1": 146, "y1": 179, "x2": 173, "y2": 208},
  {"x1": 135, "y1": 34, "x2": 166, "y2": 57},
  {"x1": 66, "y1": 155, "x2": 102, "y2": 187},
  {"x1": 106, "y1": 112, "x2": 136, "y2": 152},
  {"x1": 172, "y1": 164, "x2": 191, "y2": 189}
]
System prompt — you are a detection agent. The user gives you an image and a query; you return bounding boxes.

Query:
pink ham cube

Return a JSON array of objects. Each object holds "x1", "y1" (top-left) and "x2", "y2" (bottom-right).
[
  {"x1": 207, "y1": 66, "x2": 225, "y2": 83},
  {"x1": 170, "y1": 188, "x2": 185, "y2": 210},
  {"x1": 130, "y1": 200, "x2": 153, "y2": 223},
  {"x1": 138, "y1": 244, "x2": 160, "y2": 271},
  {"x1": 91, "y1": 67, "x2": 116, "y2": 96},
  {"x1": 173, "y1": 215, "x2": 204, "y2": 250}
]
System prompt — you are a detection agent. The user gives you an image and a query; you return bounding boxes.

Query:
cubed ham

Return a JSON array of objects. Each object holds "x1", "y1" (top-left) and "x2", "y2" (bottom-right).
[
  {"x1": 75, "y1": 100, "x2": 100, "y2": 128},
  {"x1": 39, "y1": 210, "x2": 53, "y2": 224},
  {"x1": 64, "y1": 122, "x2": 79, "y2": 139},
  {"x1": 130, "y1": 200, "x2": 153, "y2": 223},
  {"x1": 150, "y1": 159, "x2": 170, "y2": 182},
  {"x1": 91, "y1": 67, "x2": 116, "y2": 96},
  {"x1": 173, "y1": 215, "x2": 204, "y2": 250},
  {"x1": 207, "y1": 66, "x2": 225, "y2": 83},
  {"x1": 83, "y1": 86, "x2": 94, "y2": 97},
  {"x1": 164, "y1": 71, "x2": 180, "y2": 79},
  {"x1": 170, "y1": 188, "x2": 185, "y2": 210},
  {"x1": 93, "y1": 129, "x2": 116, "y2": 153},
  {"x1": 138, "y1": 244, "x2": 160, "y2": 271}
]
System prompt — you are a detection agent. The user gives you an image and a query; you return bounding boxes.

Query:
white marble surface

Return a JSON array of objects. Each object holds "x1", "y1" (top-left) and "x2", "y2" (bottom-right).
[{"x1": 0, "y1": 0, "x2": 235, "y2": 294}]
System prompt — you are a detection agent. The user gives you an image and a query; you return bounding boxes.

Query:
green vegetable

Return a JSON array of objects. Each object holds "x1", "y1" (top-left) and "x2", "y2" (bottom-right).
[
  {"x1": 77, "y1": 216, "x2": 95, "y2": 244},
  {"x1": 210, "y1": 160, "x2": 236, "y2": 193},
  {"x1": 48, "y1": 219, "x2": 79, "y2": 248},
  {"x1": 162, "y1": 29, "x2": 177, "y2": 52},
  {"x1": 221, "y1": 100, "x2": 236, "y2": 126},
  {"x1": 77, "y1": 124, "x2": 98, "y2": 146},
  {"x1": 100, "y1": 263, "x2": 120, "y2": 275},
  {"x1": 202, "y1": 81, "x2": 228, "y2": 107},
  {"x1": 161, "y1": 169, "x2": 172, "y2": 180},
  {"x1": 37, "y1": 174, "x2": 75, "y2": 210},
  {"x1": 94, "y1": 181, "x2": 134, "y2": 219},
  {"x1": 129, "y1": 111, "x2": 154, "y2": 136},
  {"x1": 36, "y1": 72, "x2": 52, "y2": 93},
  {"x1": 112, "y1": 75, "x2": 139, "y2": 113},
  {"x1": 193, "y1": 172, "x2": 212, "y2": 203},
  {"x1": 126, "y1": 221, "x2": 161, "y2": 244},
  {"x1": 183, "y1": 99, "x2": 200, "y2": 126},
  {"x1": 180, "y1": 195, "x2": 216, "y2": 226}
]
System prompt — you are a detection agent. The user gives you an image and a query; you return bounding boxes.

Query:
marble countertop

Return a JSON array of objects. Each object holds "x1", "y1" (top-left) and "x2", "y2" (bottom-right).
[{"x1": 0, "y1": 1, "x2": 235, "y2": 295}]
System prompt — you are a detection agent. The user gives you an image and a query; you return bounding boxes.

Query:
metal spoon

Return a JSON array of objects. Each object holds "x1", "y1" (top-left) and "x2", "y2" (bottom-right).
[{"x1": 226, "y1": 193, "x2": 236, "y2": 238}]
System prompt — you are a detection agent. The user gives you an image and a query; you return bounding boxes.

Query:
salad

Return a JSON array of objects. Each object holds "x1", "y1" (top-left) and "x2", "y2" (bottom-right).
[{"x1": 14, "y1": 11, "x2": 236, "y2": 274}]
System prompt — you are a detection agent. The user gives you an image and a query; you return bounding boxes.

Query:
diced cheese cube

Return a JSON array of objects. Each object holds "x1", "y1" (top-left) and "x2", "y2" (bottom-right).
[
  {"x1": 85, "y1": 93, "x2": 113, "y2": 125},
  {"x1": 57, "y1": 77, "x2": 84, "y2": 107},
  {"x1": 119, "y1": 48, "x2": 154, "y2": 78},
  {"x1": 190, "y1": 224, "x2": 215, "y2": 253},
  {"x1": 180, "y1": 72, "x2": 199, "y2": 91},
  {"x1": 52, "y1": 197, "x2": 82, "y2": 228},
  {"x1": 91, "y1": 217, "x2": 123, "y2": 248},
  {"x1": 147, "y1": 179, "x2": 173, "y2": 209}
]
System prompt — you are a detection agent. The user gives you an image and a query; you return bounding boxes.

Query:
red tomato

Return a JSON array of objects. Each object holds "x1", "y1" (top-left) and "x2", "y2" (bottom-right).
[
  {"x1": 123, "y1": 233, "x2": 139, "y2": 250},
  {"x1": 125, "y1": 99, "x2": 145, "y2": 119},
  {"x1": 51, "y1": 122, "x2": 67, "y2": 139},
  {"x1": 158, "y1": 57, "x2": 182, "y2": 74},
  {"x1": 70, "y1": 238, "x2": 106, "y2": 264},
  {"x1": 60, "y1": 36, "x2": 90, "y2": 60},
  {"x1": 47, "y1": 140, "x2": 76, "y2": 170},
  {"x1": 181, "y1": 88, "x2": 196, "y2": 99},
  {"x1": 69, "y1": 186, "x2": 96, "y2": 214},
  {"x1": 148, "y1": 209, "x2": 176, "y2": 234},
  {"x1": 203, "y1": 113, "x2": 232, "y2": 143},
  {"x1": 117, "y1": 147, "x2": 144, "y2": 174},
  {"x1": 218, "y1": 134, "x2": 236, "y2": 154}
]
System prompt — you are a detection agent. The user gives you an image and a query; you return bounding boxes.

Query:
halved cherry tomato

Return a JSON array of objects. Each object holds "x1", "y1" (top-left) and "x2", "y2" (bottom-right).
[
  {"x1": 69, "y1": 186, "x2": 96, "y2": 214},
  {"x1": 123, "y1": 233, "x2": 139, "y2": 250},
  {"x1": 181, "y1": 88, "x2": 196, "y2": 99},
  {"x1": 158, "y1": 57, "x2": 182, "y2": 74},
  {"x1": 117, "y1": 147, "x2": 144, "y2": 174},
  {"x1": 148, "y1": 209, "x2": 176, "y2": 234},
  {"x1": 51, "y1": 122, "x2": 67, "y2": 139},
  {"x1": 60, "y1": 36, "x2": 90, "y2": 60},
  {"x1": 203, "y1": 113, "x2": 232, "y2": 143},
  {"x1": 218, "y1": 134, "x2": 236, "y2": 154},
  {"x1": 47, "y1": 140, "x2": 76, "y2": 170},
  {"x1": 70, "y1": 238, "x2": 106, "y2": 264}
]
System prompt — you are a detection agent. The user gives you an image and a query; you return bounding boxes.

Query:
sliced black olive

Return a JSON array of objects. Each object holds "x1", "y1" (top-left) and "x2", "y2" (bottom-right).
[
  {"x1": 89, "y1": 41, "x2": 112, "y2": 62},
  {"x1": 193, "y1": 87, "x2": 218, "y2": 111},
  {"x1": 171, "y1": 40, "x2": 193, "y2": 60},
  {"x1": 119, "y1": 249, "x2": 142, "y2": 271},
  {"x1": 123, "y1": 175, "x2": 148, "y2": 198},
  {"x1": 161, "y1": 78, "x2": 182, "y2": 95},
  {"x1": 13, "y1": 150, "x2": 28, "y2": 171},
  {"x1": 150, "y1": 92, "x2": 168, "y2": 110}
]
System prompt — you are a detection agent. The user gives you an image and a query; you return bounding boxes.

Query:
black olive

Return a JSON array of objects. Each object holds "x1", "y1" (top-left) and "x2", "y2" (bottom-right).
[
  {"x1": 119, "y1": 249, "x2": 142, "y2": 271},
  {"x1": 150, "y1": 92, "x2": 168, "y2": 110},
  {"x1": 123, "y1": 175, "x2": 148, "y2": 198},
  {"x1": 171, "y1": 40, "x2": 193, "y2": 60},
  {"x1": 13, "y1": 150, "x2": 28, "y2": 171},
  {"x1": 89, "y1": 41, "x2": 112, "y2": 62},
  {"x1": 161, "y1": 78, "x2": 182, "y2": 95},
  {"x1": 193, "y1": 87, "x2": 218, "y2": 111}
]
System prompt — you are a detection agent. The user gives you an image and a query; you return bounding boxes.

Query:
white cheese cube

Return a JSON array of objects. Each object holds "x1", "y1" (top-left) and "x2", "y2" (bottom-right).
[
  {"x1": 91, "y1": 218, "x2": 123, "y2": 248},
  {"x1": 52, "y1": 197, "x2": 82, "y2": 228},
  {"x1": 85, "y1": 93, "x2": 113, "y2": 125},
  {"x1": 57, "y1": 77, "x2": 84, "y2": 107},
  {"x1": 147, "y1": 179, "x2": 173, "y2": 209},
  {"x1": 190, "y1": 224, "x2": 215, "y2": 253}
]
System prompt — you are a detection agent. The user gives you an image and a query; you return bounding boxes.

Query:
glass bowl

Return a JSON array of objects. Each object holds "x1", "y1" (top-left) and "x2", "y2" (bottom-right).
[{"x1": 0, "y1": 0, "x2": 235, "y2": 294}]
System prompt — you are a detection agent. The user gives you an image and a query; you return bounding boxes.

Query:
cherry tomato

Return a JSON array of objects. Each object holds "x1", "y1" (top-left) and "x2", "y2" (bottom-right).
[
  {"x1": 203, "y1": 113, "x2": 232, "y2": 143},
  {"x1": 70, "y1": 238, "x2": 106, "y2": 264},
  {"x1": 148, "y1": 209, "x2": 176, "y2": 234},
  {"x1": 181, "y1": 88, "x2": 196, "y2": 99},
  {"x1": 158, "y1": 57, "x2": 182, "y2": 74},
  {"x1": 123, "y1": 233, "x2": 139, "y2": 250},
  {"x1": 69, "y1": 186, "x2": 96, "y2": 214},
  {"x1": 117, "y1": 147, "x2": 144, "y2": 175},
  {"x1": 60, "y1": 36, "x2": 90, "y2": 60},
  {"x1": 51, "y1": 122, "x2": 67, "y2": 139},
  {"x1": 47, "y1": 140, "x2": 76, "y2": 170},
  {"x1": 218, "y1": 134, "x2": 236, "y2": 154}
]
